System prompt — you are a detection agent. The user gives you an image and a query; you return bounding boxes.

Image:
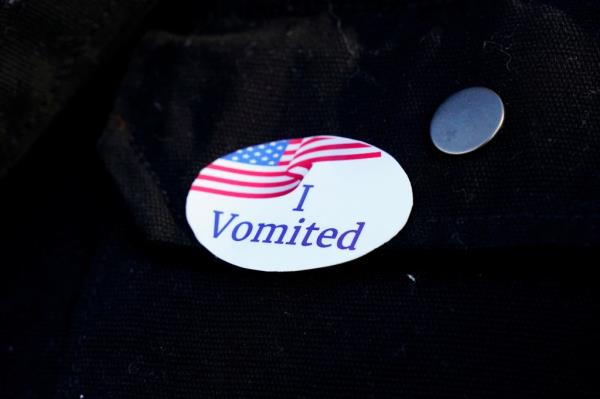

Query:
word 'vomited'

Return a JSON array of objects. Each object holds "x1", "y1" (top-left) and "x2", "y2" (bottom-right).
[{"x1": 212, "y1": 210, "x2": 365, "y2": 250}]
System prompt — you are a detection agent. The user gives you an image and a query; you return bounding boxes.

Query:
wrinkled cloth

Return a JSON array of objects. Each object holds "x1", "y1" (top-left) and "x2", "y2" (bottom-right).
[{"x1": 1, "y1": 1, "x2": 598, "y2": 398}]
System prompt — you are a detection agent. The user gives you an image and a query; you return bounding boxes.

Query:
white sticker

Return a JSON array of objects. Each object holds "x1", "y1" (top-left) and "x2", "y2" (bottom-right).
[{"x1": 186, "y1": 135, "x2": 412, "y2": 272}]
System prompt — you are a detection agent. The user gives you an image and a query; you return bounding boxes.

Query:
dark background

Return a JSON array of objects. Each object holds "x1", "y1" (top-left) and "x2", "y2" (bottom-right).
[{"x1": 1, "y1": 1, "x2": 598, "y2": 398}]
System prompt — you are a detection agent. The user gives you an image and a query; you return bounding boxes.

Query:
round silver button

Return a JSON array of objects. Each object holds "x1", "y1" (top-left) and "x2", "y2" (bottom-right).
[{"x1": 430, "y1": 87, "x2": 505, "y2": 155}]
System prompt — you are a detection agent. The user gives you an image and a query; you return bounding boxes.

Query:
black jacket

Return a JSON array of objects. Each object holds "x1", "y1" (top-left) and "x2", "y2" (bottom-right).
[{"x1": 1, "y1": 1, "x2": 598, "y2": 397}]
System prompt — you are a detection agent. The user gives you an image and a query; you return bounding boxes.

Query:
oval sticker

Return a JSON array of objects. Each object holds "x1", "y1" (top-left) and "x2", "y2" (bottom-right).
[{"x1": 186, "y1": 135, "x2": 412, "y2": 272}]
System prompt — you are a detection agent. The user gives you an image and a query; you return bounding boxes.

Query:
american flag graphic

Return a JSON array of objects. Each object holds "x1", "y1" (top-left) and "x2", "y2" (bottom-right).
[{"x1": 190, "y1": 136, "x2": 381, "y2": 198}]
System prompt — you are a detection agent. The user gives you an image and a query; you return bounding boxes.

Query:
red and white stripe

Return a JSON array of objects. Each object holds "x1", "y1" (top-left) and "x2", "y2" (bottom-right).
[{"x1": 191, "y1": 136, "x2": 381, "y2": 198}]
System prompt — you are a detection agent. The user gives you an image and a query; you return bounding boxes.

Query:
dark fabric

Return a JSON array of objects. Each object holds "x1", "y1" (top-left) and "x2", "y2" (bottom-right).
[
  {"x1": 1, "y1": 1, "x2": 598, "y2": 398},
  {"x1": 0, "y1": 45, "x2": 129, "y2": 398},
  {"x1": 100, "y1": 0, "x2": 600, "y2": 250},
  {"x1": 58, "y1": 237, "x2": 597, "y2": 398},
  {"x1": 0, "y1": 0, "x2": 157, "y2": 177}
]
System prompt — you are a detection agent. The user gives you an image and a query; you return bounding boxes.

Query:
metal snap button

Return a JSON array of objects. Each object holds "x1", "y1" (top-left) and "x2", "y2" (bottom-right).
[{"x1": 430, "y1": 87, "x2": 505, "y2": 154}]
